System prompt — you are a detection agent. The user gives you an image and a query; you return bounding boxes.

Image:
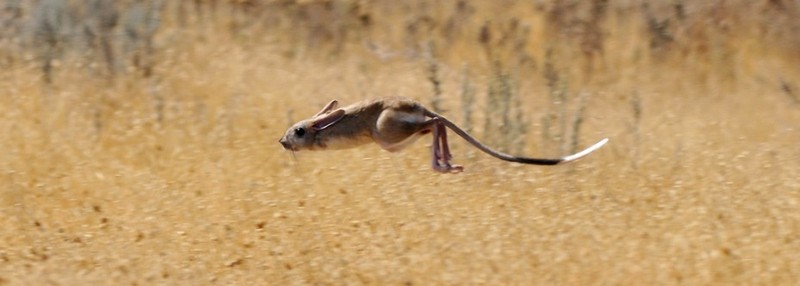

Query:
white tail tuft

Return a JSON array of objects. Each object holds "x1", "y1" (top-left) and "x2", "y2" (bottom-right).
[{"x1": 560, "y1": 138, "x2": 609, "y2": 163}]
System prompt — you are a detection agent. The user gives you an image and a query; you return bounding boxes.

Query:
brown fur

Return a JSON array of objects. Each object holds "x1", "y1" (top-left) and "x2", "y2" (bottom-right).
[{"x1": 279, "y1": 97, "x2": 607, "y2": 172}]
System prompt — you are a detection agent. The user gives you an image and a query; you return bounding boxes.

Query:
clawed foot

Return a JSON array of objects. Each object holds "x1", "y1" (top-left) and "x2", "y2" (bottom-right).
[
  {"x1": 433, "y1": 162, "x2": 463, "y2": 173},
  {"x1": 433, "y1": 147, "x2": 463, "y2": 173}
]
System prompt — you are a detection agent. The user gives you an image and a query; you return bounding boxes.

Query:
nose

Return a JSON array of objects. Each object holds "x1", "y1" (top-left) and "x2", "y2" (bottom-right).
[{"x1": 279, "y1": 138, "x2": 290, "y2": 149}]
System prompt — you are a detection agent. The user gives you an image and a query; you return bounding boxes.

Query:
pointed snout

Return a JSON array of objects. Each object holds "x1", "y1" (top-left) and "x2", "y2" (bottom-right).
[
  {"x1": 279, "y1": 137, "x2": 298, "y2": 151},
  {"x1": 279, "y1": 138, "x2": 291, "y2": 150}
]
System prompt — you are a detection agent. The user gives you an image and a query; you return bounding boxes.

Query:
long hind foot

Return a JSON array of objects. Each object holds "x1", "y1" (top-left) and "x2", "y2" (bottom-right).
[{"x1": 431, "y1": 120, "x2": 463, "y2": 173}]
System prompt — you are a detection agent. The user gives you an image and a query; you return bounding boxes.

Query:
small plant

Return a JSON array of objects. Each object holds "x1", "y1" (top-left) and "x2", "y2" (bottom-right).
[
  {"x1": 629, "y1": 90, "x2": 642, "y2": 169},
  {"x1": 124, "y1": 0, "x2": 164, "y2": 78},
  {"x1": 459, "y1": 64, "x2": 475, "y2": 133},
  {"x1": 424, "y1": 41, "x2": 443, "y2": 113},
  {"x1": 84, "y1": 0, "x2": 119, "y2": 78},
  {"x1": 641, "y1": 2, "x2": 673, "y2": 55},
  {"x1": 31, "y1": 0, "x2": 70, "y2": 83},
  {"x1": 482, "y1": 59, "x2": 529, "y2": 153},
  {"x1": 570, "y1": 91, "x2": 589, "y2": 155},
  {"x1": 541, "y1": 44, "x2": 569, "y2": 155}
]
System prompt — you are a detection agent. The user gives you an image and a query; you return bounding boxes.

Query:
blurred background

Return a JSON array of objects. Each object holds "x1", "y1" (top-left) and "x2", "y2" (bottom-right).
[{"x1": 1, "y1": 0, "x2": 799, "y2": 284}]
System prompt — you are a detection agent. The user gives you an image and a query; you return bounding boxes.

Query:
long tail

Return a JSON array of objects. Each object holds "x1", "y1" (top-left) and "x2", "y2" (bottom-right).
[{"x1": 424, "y1": 110, "x2": 608, "y2": 165}]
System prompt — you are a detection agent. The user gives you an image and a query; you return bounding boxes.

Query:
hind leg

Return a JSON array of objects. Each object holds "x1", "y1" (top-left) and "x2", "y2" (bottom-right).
[
  {"x1": 430, "y1": 118, "x2": 463, "y2": 173},
  {"x1": 373, "y1": 109, "x2": 462, "y2": 172},
  {"x1": 374, "y1": 109, "x2": 429, "y2": 152}
]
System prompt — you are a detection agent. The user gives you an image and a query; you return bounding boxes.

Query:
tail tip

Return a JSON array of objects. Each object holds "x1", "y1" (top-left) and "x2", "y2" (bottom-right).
[{"x1": 559, "y1": 138, "x2": 609, "y2": 163}]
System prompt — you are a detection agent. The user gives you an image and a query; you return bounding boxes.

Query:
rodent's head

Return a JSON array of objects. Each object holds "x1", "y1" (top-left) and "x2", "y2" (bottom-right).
[
  {"x1": 279, "y1": 119, "x2": 317, "y2": 151},
  {"x1": 279, "y1": 100, "x2": 344, "y2": 151}
]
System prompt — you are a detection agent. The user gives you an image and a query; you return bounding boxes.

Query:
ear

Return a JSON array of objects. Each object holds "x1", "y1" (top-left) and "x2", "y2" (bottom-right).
[
  {"x1": 312, "y1": 109, "x2": 345, "y2": 131},
  {"x1": 313, "y1": 100, "x2": 339, "y2": 118}
]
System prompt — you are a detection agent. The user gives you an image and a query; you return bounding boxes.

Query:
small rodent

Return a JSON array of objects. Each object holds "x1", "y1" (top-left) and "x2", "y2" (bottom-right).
[{"x1": 279, "y1": 97, "x2": 608, "y2": 173}]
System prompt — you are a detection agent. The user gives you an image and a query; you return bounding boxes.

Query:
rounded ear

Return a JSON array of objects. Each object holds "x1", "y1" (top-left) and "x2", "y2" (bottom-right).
[
  {"x1": 313, "y1": 100, "x2": 339, "y2": 118},
  {"x1": 312, "y1": 109, "x2": 345, "y2": 131}
]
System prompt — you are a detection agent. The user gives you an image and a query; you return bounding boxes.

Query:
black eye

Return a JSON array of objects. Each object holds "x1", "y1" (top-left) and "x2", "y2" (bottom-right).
[{"x1": 294, "y1": 127, "x2": 305, "y2": 137}]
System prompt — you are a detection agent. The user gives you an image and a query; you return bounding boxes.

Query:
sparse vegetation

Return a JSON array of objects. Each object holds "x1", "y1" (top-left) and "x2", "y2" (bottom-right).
[{"x1": 1, "y1": 0, "x2": 800, "y2": 285}]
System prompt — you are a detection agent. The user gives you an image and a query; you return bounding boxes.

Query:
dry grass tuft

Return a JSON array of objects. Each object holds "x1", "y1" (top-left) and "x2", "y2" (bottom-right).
[{"x1": 1, "y1": 0, "x2": 800, "y2": 284}]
